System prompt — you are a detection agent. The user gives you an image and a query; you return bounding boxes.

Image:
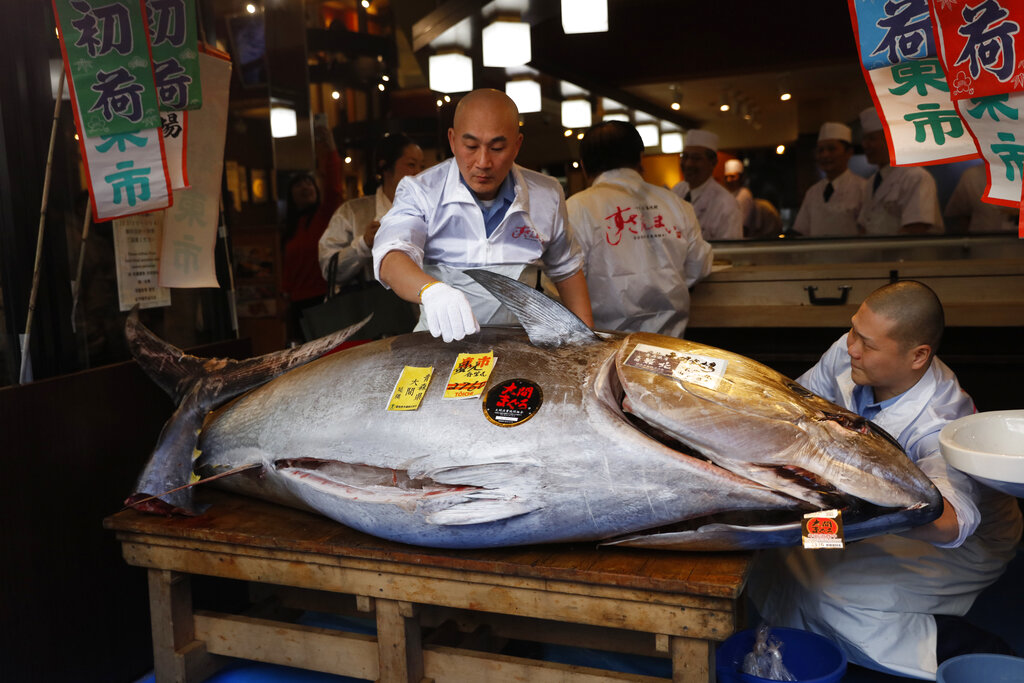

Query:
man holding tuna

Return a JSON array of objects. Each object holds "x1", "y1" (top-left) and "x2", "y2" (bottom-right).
[
  {"x1": 749, "y1": 280, "x2": 1022, "y2": 679},
  {"x1": 372, "y1": 88, "x2": 593, "y2": 342}
]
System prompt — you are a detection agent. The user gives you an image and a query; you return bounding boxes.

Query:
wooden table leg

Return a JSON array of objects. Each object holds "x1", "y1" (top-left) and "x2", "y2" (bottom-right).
[
  {"x1": 375, "y1": 599, "x2": 426, "y2": 683},
  {"x1": 670, "y1": 635, "x2": 714, "y2": 683},
  {"x1": 148, "y1": 569, "x2": 222, "y2": 683}
]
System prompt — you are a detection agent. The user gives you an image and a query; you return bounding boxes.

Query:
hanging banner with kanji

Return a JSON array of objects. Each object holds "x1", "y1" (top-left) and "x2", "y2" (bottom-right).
[
  {"x1": 158, "y1": 48, "x2": 231, "y2": 288},
  {"x1": 930, "y1": 0, "x2": 1023, "y2": 100},
  {"x1": 929, "y1": 1, "x2": 1024, "y2": 235},
  {"x1": 53, "y1": 0, "x2": 162, "y2": 137},
  {"x1": 145, "y1": 0, "x2": 203, "y2": 111},
  {"x1": 849, "y1": 0, "x2": 979, "y2": 165},
  {"x1": 74, "y1": 123, "x2": 172, "y2": 221}
]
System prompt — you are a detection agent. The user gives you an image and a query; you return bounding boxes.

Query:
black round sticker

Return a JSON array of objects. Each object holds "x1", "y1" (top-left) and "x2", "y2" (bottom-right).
[{"x1": 483, "y1": 378, "x2": 543, "y2": 427}]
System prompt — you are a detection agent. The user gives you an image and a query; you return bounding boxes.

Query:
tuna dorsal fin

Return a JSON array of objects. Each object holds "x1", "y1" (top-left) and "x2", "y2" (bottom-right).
[{"x1": 465, "y1": 269, "x2": 598, "y2": 348}]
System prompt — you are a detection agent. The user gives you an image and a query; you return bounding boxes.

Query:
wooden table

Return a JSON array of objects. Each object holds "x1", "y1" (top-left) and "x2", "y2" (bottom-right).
[{"x1": 105, "y1": 490, "x2": 752, "y2": 683}]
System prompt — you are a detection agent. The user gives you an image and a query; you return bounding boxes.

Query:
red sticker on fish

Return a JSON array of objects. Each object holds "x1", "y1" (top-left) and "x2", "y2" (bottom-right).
[
  {"x1": 802, "y1": 509, "x2": 845, "y2": 550},
  {"x1": 483, "y1": 378, "x2": 543, "y2": 427}
]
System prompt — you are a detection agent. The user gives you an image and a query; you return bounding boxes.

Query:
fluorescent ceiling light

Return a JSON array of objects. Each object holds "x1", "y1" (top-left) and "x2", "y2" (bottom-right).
[
  {"x1": 429, "y1": 52, "x2": 473, "y2": 93},
  {"x1": 661, "y1": 131, "x2": 683, "y2": 154},
  {"x1": 270, "y1": 106, "x2": 297, "y2": 138},
  {"x1": 561, "y1": 0, "x2": 608, "y2": 34},
  {"x1": 561, "y1": 98, "x2": 592, "y2": 128},
  {"x1": 636, "y1": 123, "x2": 659, "y2": 148},
  {"x1": 506, "y1": 79, "x2": 542, "y2": 113},
  {"x1": 483, "y1": 20, "x2": 531, "y2": 67}
]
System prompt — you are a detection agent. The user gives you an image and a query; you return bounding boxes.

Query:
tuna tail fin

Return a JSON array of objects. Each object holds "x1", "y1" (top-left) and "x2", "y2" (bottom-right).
[
  {"x1": 465, "y1": 269, "x2": 599, "y2": 348},
  {"x1": 126, "y1": 312, "x2": 371, "y2": 515}
]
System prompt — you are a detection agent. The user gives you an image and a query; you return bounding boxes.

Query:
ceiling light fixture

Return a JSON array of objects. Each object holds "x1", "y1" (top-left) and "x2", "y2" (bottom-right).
[
  {"x1": 561, "y1": 97, "x2": 592, "y2": 128},
  {"x1": 506, "y1": 78, "x2": 542, "y2": 113},
  {"x1": 661, "y1": 131, "x2": 683, "y2": 154},
  {"x1": 670, "y1": 85, "x2": 681, "y2": 111},
  {"x1": 270, "y1": 106, "x2": 297, "y2": 138},
  {"x1": 561, "y1": 0, "x2": 608, "y2": 34},
  {"x1": 483, "y1": 18, "x2": 531, "y2": 67},
  {"x1": 776, "y1": 144, "x2": 786, "y2": 155},
  {"x1": 636, "y1": 123, "x2": 659, "y2": 148},
  {"x1": 428, "y1": 51, "x2": 473, "y2": 93},
  {"x1": 331, "y1": 90, "x2": 341, "y2": 100}
]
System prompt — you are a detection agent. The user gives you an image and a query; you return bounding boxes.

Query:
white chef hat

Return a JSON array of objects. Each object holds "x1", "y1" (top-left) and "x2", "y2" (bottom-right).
[
  {"x1": 860, "y1": 107, "x2": 883, "y2": 134},
  {"x1": 684, "y1": 129, "x2": 718, "y2": 153},
  {"x1": 818, "y1": 122, "x2": 852, "y2": 143},
  {"x1": 724, "y1": 158, "x2": 744, "y2": 175}
]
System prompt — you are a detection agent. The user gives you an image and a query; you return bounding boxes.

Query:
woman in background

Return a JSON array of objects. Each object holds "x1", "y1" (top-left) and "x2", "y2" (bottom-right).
[
  {"x1": 318, "y1": 133, "x2": 424, "y2": 285},
  {"x1": 281, "y1": 118, "x2": 344, "y2": 343}
]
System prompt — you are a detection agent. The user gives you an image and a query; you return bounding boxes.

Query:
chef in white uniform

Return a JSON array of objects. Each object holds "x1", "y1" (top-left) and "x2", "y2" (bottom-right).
[
  {"x1": 944, "y1": 163, "x2": 1019, "y2": 234},
  {"x1": 857, "y1": 107, "x2": 944, "y2": 235},
  {"x1": 567, "y1": 121, "x2": 712, "y2": 337},
  {"x1": 748, "y1": 281, "x2": 1022, "y2": 680},
  {"x1": 670, "y1": 130, "x2": 743, "y2": 241},
  {"x1": 792, "y1": 122, "x2": 866, "y2": 238},
  {"x1": 722, "y1": 158, "x2": 755, "y2": 235},
  {"x1": 372, "y1": 89, "x2": 593, "y2": 342},
  {"x1": 318, "y1": 133, "x2": 424, "y2": 285}
]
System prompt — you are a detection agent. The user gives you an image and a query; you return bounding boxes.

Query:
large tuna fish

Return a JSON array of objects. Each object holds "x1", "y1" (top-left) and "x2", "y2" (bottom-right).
[{"x1": 126, "y1": 271, "x2": 942, "y2": 551}]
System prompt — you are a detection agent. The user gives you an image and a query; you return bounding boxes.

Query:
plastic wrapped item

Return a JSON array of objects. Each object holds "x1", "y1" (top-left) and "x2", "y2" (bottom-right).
[{"x1": 741, "y1": 623, "x2": 797, "y2": 681}]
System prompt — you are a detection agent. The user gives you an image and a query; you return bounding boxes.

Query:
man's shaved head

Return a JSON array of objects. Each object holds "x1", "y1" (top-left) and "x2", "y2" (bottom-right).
[
  {"x1": 448, "y1": 88, "x2": 524, "y2": 200},
  {"x1": 863, "y1": 280, "x2": 944, "y2": 354},
  {"x1": 453, "y1": 88, "x2": 520, "y2": 132}
]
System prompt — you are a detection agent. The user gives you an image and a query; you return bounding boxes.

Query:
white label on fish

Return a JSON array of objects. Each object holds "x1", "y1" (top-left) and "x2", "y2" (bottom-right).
[{"x1": 625, "y1": 343, "x2": 729, "y2": 391}]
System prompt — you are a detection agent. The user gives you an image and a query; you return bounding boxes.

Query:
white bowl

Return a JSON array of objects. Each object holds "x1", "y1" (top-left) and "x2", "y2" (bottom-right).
[{"x1": 939, "y1": 410, "x2": 1024, "y2": 498}]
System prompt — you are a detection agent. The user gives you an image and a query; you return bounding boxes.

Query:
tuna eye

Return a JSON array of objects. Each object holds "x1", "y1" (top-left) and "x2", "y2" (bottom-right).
[
  {"x1": 821, "y1": 412, "x2": 871, "y2": 434},
  {"x1": 787, "y1": 382, "x2": 814, "y2": 398}
]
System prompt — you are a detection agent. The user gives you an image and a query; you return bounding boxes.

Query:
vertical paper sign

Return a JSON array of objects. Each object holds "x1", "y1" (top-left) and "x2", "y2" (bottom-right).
[
  {"x1": 444, "y1": 351, "x2": 496, "y2": 399},
  {"x1": 850, "y1": 0, "x2": 979, "y2": 165},
  {"x1": 954, "y1": 92, "x2": 1024, "y2": 206},
  {"x1": 161, "y1": 110, "x2": 188, "y2": 189},
  {"x1": 387, "y1": 366, "x2": 434, "y2": 411},
  {"x1": 146, "y1": 0, "x2": 202, "y2": 110},
  {"x1": 112, "y1": 212, "x2": 172, "y2": 310},
  {"x1": 159, "y1": 50, "x2": 232, "y2": 288},
  {"x1": 53, "y1": 0, "x2": 162, "y2": 136}
]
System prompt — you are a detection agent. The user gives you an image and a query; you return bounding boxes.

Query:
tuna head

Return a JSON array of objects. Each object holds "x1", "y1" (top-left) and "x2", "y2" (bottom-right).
[{"x1": 606, "y1": 332, "x2": 943, "y2": 550}]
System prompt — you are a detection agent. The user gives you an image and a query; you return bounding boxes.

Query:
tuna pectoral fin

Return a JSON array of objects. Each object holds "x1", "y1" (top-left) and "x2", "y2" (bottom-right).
[
  {"x1": 425, "y1": 492, "x2": 543, "y2": 526},
  {"x1": 603, "y1": 522, "x2": 803, "y2": 552},
  {"x1": 465, "y1": 269, "x2": 599, "y2": 348}
]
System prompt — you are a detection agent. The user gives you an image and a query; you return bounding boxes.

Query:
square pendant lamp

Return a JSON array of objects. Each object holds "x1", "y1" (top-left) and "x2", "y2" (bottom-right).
[
  {"x1": 506, "y1": 78, "x2": 542, "y2": 113},
  {"x1": 602, "y1": 111, "x2": 630, "y2": 122},
  {"x1": 636, "y1": 122, "x2": 660, "y2": 148},
  {"x1": 429, "y1": 51, "x2": 473, "y2": 93},
  {"x1": 661, "y1": 131, "x2": 683, "y2": 154},
  {"x1": 483, "y1": 19, "x2": 531, "y2": 67},
  {"x1": 561, "y1": 97, "x2": 592, "y2": 128},
  {"x1": 270, "y1": 106, "x2": 297, "y2": 138},
  {"x1": 561, "y1": 0, "x2": 608, "y2": 34}
]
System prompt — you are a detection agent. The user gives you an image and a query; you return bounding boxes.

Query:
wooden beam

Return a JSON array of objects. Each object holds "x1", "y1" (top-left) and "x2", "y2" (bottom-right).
[{"x1": 412, "y1": 0, "x2": 486, "y2": 52}]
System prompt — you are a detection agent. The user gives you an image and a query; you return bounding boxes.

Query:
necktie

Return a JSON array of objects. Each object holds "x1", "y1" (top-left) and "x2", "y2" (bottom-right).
[
  {"x1": 873, "y1": 172, "x2": 882, "y2": 194},
  {"x1": 823, "y1": 182, "x2": 834, "y2": 202},
  {"x1": 684, "y1": 191, "x2": 692, "y2": 203}
]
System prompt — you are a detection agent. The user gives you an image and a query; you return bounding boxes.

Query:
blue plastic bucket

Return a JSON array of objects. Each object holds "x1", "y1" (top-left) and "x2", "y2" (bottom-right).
[
  {"x1": 937, "y1": 653, "x2": 1024, "y2": 683},
  {"x1": 716, "y1": 627, "x2": 847, "y2": 683}
]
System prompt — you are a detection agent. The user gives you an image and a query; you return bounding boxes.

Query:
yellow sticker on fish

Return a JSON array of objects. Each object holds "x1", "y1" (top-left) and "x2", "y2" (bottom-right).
[
  {"x1": 444, "y1": 351, "x2": 496, "y2": 399},
  {"x1": 387, "y1": 366, "x2": 434, "y2": 411}
]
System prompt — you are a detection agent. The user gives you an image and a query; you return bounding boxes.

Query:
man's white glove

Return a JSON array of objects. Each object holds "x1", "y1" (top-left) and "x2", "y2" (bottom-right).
[{"x1": 420, "y1": 282, "x2": 480, "y2": 343}]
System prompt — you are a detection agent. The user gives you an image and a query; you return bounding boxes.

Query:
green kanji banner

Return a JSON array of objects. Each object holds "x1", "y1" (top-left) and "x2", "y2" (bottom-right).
[
  {"x1": 54, "y1": 0, "x2": 162, "y2": 136},
  {"x1": 146, "y1": 0, "x2": 202, "y2": 111}
]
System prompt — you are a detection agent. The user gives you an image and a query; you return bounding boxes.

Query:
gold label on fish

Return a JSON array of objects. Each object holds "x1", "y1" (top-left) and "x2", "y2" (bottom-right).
[
  {"x1": 625, "y1": 343, "x2": 729, "y2": 391},
  {"x1": 444, "y1": 351, "x2": 496, "y2": 400},
  {"x1": 802, "y1": 509, "x2": 845, "y2": 549},
  {"x1": 387, "y1": 366, "x2": 434, "y2": 411}
]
